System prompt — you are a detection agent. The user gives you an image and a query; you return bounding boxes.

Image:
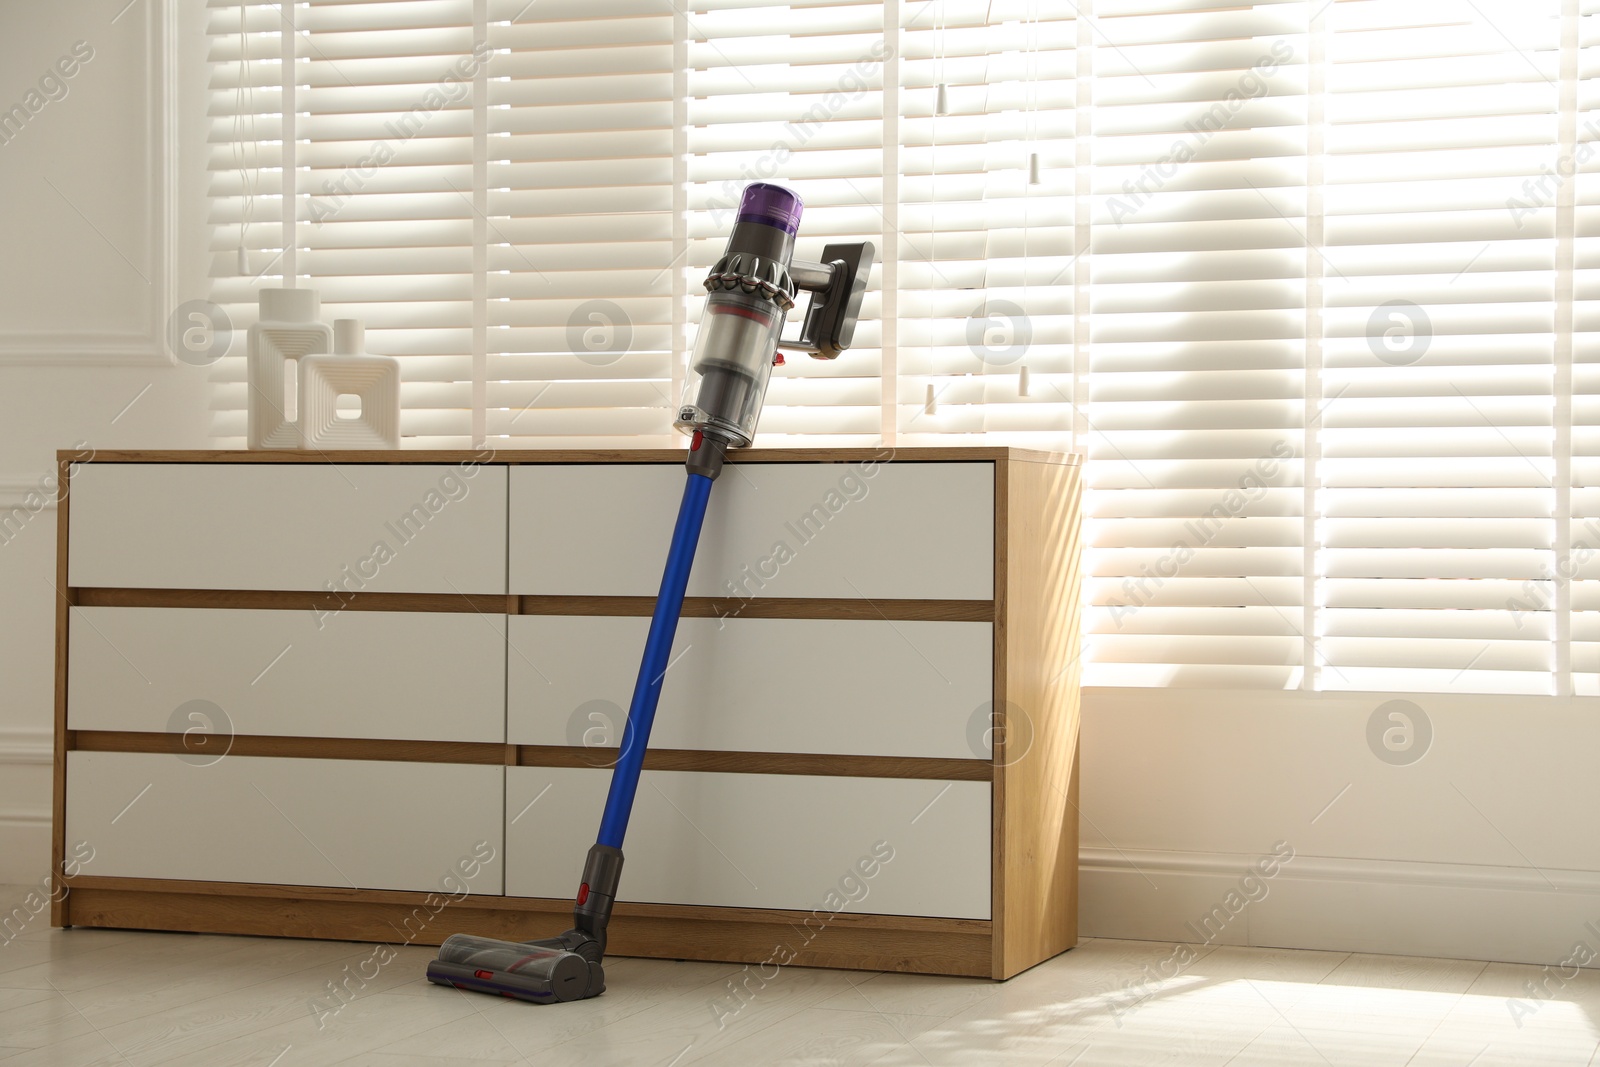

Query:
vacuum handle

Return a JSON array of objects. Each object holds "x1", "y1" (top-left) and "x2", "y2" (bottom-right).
[
  {"x1": 594, "y1": 472, "x2": 714, "y2": 851},
  {"x1": 777, "y1": 240, "x2": 875, "y2": 360}
]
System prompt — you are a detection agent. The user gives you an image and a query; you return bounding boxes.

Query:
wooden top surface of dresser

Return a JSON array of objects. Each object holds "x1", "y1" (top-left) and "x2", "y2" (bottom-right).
[{"x1": 62, "y1": 446, "x2": 1082, "y2": 466}]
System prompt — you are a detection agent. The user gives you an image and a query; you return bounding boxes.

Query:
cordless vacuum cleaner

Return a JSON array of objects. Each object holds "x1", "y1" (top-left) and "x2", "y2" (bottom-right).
[{"x1": 426, "y1": 183, "x2": 874, "y2": 1003}]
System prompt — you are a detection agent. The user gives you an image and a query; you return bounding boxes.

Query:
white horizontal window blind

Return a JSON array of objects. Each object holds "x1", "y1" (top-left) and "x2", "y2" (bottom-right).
[
  {"x1": 486, "y1": 0, "x2": 679, "y2": 447},
  {"x1": 887, "y1": 0, "x2": 1074, "y2": 445},
  {"x1": 686, "y1": 0, "x2": 1072, "y2": 445},
  {"x1": 1084, "y1": 0, "x2": 1594, "y2": 697},
  {"x1": 206, "y1": 0, "x2": 1068, "y2": 449},
  {"x1": 208, "y1": 0, "x2": 484, "y2": 445},
  {"x1": 1085, "y1": 0, "x2": 1309, "y2": 690},
  {"x1": 1568, "y1": 0, "x2": 1600, "y2": 695},
  {"x1": 205, "y1": 0, "x2": 1599, "y2": 696},
  {"x1": 1316, "y1": 0, "x2": 1565, "y2": 695}
]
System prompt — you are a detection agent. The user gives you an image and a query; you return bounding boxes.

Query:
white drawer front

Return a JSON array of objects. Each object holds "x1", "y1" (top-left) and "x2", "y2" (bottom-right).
[
  {"x1": 69, "y1": 463, "x2": 506, "y2": 593},
  {"x1": 509, "y1": 463, "x2": 993, "y2": 599},
  {"x1": 508, "y1": 615, "x2": 992, "y2": 759},
  {"x1": 506, "y1": 767, "x2": 990, "y2": 919},
  {"x1": 66, "y1": 752, "x2": 504, "y2": 893},
  {"x1": 69, "y1": 607, "x2": 507, "y2": 743}
]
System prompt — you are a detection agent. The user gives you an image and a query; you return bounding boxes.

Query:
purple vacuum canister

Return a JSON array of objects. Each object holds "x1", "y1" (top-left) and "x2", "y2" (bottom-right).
[
  {"x1": 736, "y1": 182, "x2": 803, "y2": 235},
  {"x1": 676, "y1": 183, "x2": 806, "y2": 447}
]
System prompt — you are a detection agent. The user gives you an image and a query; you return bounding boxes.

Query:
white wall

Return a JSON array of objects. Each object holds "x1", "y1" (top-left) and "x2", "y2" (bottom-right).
[
  {"x1": 1080, "y1": 687, "x2": 1600, "y2": 967},
  {"x1": 0, "y1": 0, "x2": 211, "y2": 883},
  {"x1": 0, "y1": 2, "x2": 1588, "y2": 975}
]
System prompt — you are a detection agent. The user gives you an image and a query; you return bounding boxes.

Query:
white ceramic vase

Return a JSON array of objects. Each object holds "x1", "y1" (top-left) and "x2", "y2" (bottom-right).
[
  {"x1": 298, "y1": 319, "x2": 402, "y2": 449},
  {"x1": 247, "y1": 288, "x2": 332, "y2": 450}
]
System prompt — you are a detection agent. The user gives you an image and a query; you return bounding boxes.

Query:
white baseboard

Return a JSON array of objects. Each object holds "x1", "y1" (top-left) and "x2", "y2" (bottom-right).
[
  {"x1": 0, "y1": 809, "x2": 51, "y2": 886},
  {"x1": 0, "y1": 729, "x2": 52, "y2": 766},
  {"x1": 0, "y1": 476, "x2": 59, "y2": 510},
  {"x1": 0, "y1": 729, "x2": 54, "y2": 884},
  {"x1": 1082, "y1": 847, "x2": 1600, "y2": 968}
]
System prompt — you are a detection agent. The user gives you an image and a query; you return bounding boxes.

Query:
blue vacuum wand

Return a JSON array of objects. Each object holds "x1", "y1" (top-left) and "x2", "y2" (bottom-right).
[{"x1": 427, "y1": 184, "x2": 874, "y2": 1003}]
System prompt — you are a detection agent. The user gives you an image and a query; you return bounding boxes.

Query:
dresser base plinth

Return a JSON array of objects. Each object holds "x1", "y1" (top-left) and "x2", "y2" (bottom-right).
[{"x1": 59, "y1": 876, "x2": 1003, "y2": 978}]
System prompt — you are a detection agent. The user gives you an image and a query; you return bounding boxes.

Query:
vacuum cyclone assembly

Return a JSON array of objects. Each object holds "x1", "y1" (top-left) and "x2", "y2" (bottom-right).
[{"x1": 427, "y1": 183, "x2": 875, "y2": 1002}]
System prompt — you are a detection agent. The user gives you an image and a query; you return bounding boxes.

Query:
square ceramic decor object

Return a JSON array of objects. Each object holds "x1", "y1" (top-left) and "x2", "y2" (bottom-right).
[
  {"x1": 297, "y1": 353, "x2": 402, "y2": 448},
  {"x1": 296, "y1": 317, "x2": 401, "y2": 448}
]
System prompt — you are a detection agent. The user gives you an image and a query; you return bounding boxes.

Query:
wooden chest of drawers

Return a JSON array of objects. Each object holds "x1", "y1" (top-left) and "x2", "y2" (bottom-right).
[{"x1": 53, "y1": 446, "x2": 1081, "y2": 979}]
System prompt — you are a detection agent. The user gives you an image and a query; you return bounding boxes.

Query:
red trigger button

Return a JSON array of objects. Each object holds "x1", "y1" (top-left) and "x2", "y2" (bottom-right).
[
  {"x1": 690, "y1": 430, "x2": 703, "y2": 452},
  {"x1": 773, "y1": 352, "x2": 785, "y2": 366},
  {"x1": 577, "y1": 883, "x2": 590, "y2": 905}
]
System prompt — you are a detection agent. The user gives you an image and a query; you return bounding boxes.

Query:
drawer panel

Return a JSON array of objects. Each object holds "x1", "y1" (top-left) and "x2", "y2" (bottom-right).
[
  {"x1": 68, "y1": 463, "x2": 506, "y2": 593},
  {"x1": 69, "y1": 607, "x2": 507, "y2": 743},
  {"x1": 66, "y1": 752, "x2": 504, "y2": 893},
  {"x1": 509, "y1": 462, "x2": 993, "y2": 599},
  {"x1": 506, "y1": 767, "x2": 990, "y2": 919},
  {"x1": 508, "y1": 615, "x2": 992, "y2": 758}
]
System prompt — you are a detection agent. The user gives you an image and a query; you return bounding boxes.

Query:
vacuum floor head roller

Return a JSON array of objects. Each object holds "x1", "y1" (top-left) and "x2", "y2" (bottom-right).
[{"x1": 427, "y1": 183, "x2": 874, "y2": 1003}]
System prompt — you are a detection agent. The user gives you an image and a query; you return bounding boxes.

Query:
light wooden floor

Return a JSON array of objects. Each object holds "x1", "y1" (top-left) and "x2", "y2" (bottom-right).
[{"x1": 2, "y1": 903, "x2": 1598, "y2": 1065}]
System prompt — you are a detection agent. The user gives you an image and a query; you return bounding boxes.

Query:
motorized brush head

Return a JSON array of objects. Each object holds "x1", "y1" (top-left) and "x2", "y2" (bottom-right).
[{"x1": 425, "y1": 934, "x2": 603, "y2": 1003}]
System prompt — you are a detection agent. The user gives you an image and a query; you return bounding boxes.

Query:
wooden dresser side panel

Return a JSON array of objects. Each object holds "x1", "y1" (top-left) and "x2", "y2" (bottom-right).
[{"x1": 996, "y1": 460, "x2": 1083, "y2": 978}]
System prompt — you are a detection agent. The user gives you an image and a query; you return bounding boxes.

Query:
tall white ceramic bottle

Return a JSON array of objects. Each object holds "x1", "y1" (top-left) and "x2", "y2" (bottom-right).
[{"x1": 247, "y1": 288, "x2": 332, "y2": 450}]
